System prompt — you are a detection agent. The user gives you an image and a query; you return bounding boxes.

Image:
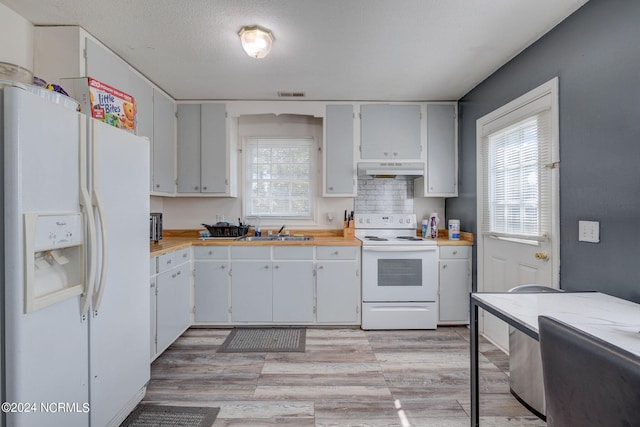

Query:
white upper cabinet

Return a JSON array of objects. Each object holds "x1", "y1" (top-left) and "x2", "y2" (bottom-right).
[
  {"x1": 34, "y1": 26, "x2": 176, "y2": 195},
  {"x1": 176, "y1": 104, "x2": 201, "y2": 193},
  {"x1": 177, "y1": 103, "x2": 237, "y2": 196},
  {"x1": 152, "y1": 89, "x2": 176, "y2": 194},
  {"x1": 360, "y1": 104, "x2": 422, "y2": 160},
  {"x1": 415, "y1": 103, "x2": 458, "y2": 197},
  {"x1": 324, "y1": 104, "x2": 356, "y2": 196},
  {"x1": 201, "y1": 104, "x2": 230, "y2": 194}
]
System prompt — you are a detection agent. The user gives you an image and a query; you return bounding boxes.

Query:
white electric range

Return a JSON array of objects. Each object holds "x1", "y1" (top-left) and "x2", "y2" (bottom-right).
[{"x1": 355, "y1": 214, "x2": 438, "y2": 330}]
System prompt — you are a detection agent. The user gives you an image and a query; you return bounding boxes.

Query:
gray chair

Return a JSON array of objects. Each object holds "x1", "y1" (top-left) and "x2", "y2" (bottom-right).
[{"x1": 538, "y1": 315, "x2": 640, "y2": 427}]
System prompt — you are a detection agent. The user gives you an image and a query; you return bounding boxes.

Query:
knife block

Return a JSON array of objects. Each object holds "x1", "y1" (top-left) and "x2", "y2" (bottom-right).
[{"x1": 343, "y1": 220, "x2": 355, "y2": 239}]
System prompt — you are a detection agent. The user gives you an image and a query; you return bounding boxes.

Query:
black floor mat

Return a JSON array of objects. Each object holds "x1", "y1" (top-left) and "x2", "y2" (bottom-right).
[
  {"x1": 217, "y1": 327, "x2": 306, "y2": 352},
  {"x1": 121, "y1": 405, "x2": 219, "y2": 427}
]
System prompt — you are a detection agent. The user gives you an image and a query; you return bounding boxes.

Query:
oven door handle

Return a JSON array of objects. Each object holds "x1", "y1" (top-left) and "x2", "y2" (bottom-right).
[{"x1": 362, "y1": 246, "x2": 437, "y2": 252}]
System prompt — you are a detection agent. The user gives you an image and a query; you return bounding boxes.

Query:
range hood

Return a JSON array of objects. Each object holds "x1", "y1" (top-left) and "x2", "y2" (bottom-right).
[{"x1": 357, "y1": 162, "x2": 424, "y2": 178}]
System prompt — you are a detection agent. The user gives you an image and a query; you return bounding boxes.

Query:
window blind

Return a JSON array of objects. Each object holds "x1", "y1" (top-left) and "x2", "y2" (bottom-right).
[
  {"x1": 245, "y1": 137, "x2": 313, "y2": 217},
  {"x1": 481, "y1": 106, "x2": 552, "y2": 241}
]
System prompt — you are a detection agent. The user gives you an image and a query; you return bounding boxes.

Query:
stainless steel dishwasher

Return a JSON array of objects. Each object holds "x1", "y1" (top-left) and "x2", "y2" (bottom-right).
[{"x1": 508, "y1": 284, "x2": 563, "y2": 420}]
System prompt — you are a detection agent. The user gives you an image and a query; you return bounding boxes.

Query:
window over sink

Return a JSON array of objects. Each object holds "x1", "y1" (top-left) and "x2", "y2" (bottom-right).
[{"x1": 244, "y1": 136, "x2": 315, "y2": 218}]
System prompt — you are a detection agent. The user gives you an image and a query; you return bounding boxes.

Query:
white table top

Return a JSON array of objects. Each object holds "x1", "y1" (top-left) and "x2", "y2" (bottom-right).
[{"x1": 472, "y1": 292, "x2": 640, "y2": 358}]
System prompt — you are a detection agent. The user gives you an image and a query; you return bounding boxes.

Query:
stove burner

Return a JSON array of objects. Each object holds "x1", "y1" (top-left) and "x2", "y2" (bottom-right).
[
  {"x1": 396, "y1": 236, "x2": 423, "y2": 241},
  {"x1": 365, "y1": 236, "x2": 388, "y2": 241}
]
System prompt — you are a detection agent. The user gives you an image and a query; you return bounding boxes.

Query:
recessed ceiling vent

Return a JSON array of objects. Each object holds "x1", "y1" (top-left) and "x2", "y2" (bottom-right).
[{"x1": 277, "y1": 91, "x2": 306, "y2": 98}]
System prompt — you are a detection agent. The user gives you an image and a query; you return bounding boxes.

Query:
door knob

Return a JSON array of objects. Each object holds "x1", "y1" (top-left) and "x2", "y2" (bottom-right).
[{"x1": 535, "y1": 252, "x2": 549, "y2": 261}]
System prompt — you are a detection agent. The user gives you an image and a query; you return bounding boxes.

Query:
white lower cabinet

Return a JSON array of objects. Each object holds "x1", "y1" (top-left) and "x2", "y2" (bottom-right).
[
  {"x1": 151, "y1": 248, "x2": 192, "y2": 359},
  {"x1": 150, "y1": 273, "x2": 157, "y2": 359},
  {"x1": 178, "y1": 244, "x2": 361, "y2": 327},
  {"x1": 273, "y1": 246, "x2": 315, "y2": 322},
  {"x1": 438, "y1": 246, "x2": 471, "y2": 324},
  {"x1": 231, "y1": 260, "x2": 273, "y2": 322},
  {"x1": 316, "y1": 246, "x2": 360, "y2": 324},
  {"x1": 193, "y1": 246, "x2": 230, "y2": 322}
]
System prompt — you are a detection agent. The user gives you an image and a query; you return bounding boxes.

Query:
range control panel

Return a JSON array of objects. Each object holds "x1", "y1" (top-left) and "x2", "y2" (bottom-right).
[{"x1": 354, "y1": 213, "x2": 417, "y2": 229}]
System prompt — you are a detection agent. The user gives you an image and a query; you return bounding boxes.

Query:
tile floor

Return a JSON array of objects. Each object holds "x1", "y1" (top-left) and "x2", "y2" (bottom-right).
[{"x1": 143, "y1": 327, "x2": 546, "y2": 426}]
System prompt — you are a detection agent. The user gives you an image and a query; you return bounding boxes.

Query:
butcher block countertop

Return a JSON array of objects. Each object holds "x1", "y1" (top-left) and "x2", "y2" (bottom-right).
[{"x1": 150, "y1": 229, "x2": 473, "y2": 257}]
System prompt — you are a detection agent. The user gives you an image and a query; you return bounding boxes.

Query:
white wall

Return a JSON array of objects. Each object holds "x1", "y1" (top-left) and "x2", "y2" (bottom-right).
[{"x1": 0, "y1": 3, "x2": 34, "y2": 76}]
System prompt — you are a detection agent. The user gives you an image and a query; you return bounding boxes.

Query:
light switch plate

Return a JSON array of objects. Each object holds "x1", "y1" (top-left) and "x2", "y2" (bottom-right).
[{"x1": 579, "y1": 220, "x2": 600, "y2": 243}]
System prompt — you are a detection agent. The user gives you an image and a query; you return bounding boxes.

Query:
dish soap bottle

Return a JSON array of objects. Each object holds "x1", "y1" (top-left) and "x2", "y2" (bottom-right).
[{"x1": 428, "y1": 212, "x2": 439, "y2": 239}]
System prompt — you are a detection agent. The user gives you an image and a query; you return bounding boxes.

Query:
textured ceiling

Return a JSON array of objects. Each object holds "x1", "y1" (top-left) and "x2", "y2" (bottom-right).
[{"x1": 1, "y1": 0, "x2": 588, "y2": 101}]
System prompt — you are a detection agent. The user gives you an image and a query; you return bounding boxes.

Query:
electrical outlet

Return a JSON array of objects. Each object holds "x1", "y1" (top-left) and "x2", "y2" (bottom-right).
[{"x1": 578, "y1": 220, "x2": 600, "y2": 243}]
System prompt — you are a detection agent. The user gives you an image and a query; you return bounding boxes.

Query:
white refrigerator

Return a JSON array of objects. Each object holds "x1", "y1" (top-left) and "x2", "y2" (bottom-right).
[{"x1": 1, "y1": 82, "x2": 150, "y2": 427}]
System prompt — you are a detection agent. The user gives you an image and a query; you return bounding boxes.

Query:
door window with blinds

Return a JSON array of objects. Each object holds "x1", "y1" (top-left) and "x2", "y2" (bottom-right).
[
  {"x1": 245, "y1": 137, "x2": 314, "y2": 218},
  {"x1": 480, "y1": 92, "x2": 554, "y2": 242}
]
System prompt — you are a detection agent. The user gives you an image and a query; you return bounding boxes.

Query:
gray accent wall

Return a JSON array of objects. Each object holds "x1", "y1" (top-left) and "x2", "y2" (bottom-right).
[{"x1": 447, "y1": 0, "x2": 640, "y2": 303}]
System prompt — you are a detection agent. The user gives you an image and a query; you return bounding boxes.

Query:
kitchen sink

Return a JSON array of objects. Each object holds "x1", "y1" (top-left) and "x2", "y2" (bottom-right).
[{"x1": 236, "y1": 235, "x2": 313, "y2": 242}]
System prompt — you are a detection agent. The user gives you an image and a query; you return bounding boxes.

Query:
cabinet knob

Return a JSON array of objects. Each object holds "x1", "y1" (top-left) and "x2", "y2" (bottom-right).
[
  {"x1": 393, "y1": 152, "x2": 398, "y2": 156},
  {"x1": 264, "y1": 265, "x2": 270, "y2": 269},
  {"x1": 442, "y1": 264, "x2": 447, "y2": 269},
  {"x1": 171, "y1": 273, "x2": 176, "y2": 278},
  {"x1": 383, "y1": 152, "x2": 389, "y2": 156},
  {"x1": 208, "y1": 250, "x2": 213, "y2": 255},
  {"x1": 155, "y1": 184, "x2": 160, "y2": 188},
  {"x1": 194, "y1": 186, "x2": 199, "y2": 190},
  {"x1": 333, "y1": 251, "x2": 339, "y2": 255},
  {"x1": 220, "y1": 265, "x2": 226, "y2": 269},
  {"x1": 203, "y1": 186, "x2": 207, "y2": 190},
  {"x1": 453, "y1": 250, "x2": 458, "y2": 255},
  {"x1": 318, "y1": 265, "x2": 324, "y2": 270},
  {"x1": 274, "y1": 265, "x2": 279, "y2": 269},
  {"x1": 177, "y1": 270, "x2": 181, "y2": 275},
  {"x1": 329, "y1": 186, "x2": 334, "y2": 191},
  {"x1": 167, "y1": 259, "x2": 172, "y2": 264}
]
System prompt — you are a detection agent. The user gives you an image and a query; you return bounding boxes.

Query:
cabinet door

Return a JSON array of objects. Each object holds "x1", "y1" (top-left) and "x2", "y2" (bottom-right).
[
  {"x1": 156, "y1": 264, "x2": 191, "y2": 352},
  {"x1": 272, "y1": 261, "x2": 314, "y2": 322},
  {"x1": 150, "y1": 277, "x2": 157, "y2": 359},
  {"x1": 128, "y1": 72, "x2": 154, "y2": 142},
  {"x1": 438, "y1": 259, "x2": 470, "y2": 323},
  {"x1": 324, "y1": 104, "x2": 355, "y2": 196},
  {"x1": 200, "y1": 103, "x2": 228, "y2": 193},
  {"x1": 427, "y1": 104, "x2": 457, "y2": 195},
  {"x1": 85, "y1": 38, "x2": 130, "y2": 92},
  {"x1": 360, "y1": 104, "x2": 422, "y2": 160},
  {"x1": 177, "y1": 104, "x2": 202, "y2": 193},
  {"x1": 316, "y1": 261, "x2": 359, "y2": 323},
  {"x1": 152, "y1": 88, "x2": 175, "y2": 193},
  {"x1": 231, "y1": 261, "x2": 272, "y2": 321},
  {"x1": 194, "y1": 261, "x2": 229, "y2": 322}
]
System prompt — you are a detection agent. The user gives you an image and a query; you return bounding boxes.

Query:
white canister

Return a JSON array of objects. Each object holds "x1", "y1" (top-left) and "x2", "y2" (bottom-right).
[{"x1": 448, "y1": 219, "x2": 460, "y2": 240}]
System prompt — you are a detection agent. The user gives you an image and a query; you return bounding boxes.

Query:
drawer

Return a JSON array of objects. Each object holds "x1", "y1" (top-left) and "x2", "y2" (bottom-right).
[
  {"x1": 150, "y1": 257, "x2": 157, "y2": 275},
  {"x1": 316, "y1": 246, "x2": 359, "y2": 260},
  {"x1": 273, "y1": 246, "x2": 314, "y2": 260},
  {"x1": 439, "y1": 246, "x2": 470, "y2": 259},
  {"x1": 175, "y1": 248, "x2": 191, "y2": 264},
  {"x1": 157, "y1": 252, "x2": 176, "y2": 273},
  {"x1": 231, "y1": 246, "x2": 271, "y2": 260},
  {"x1": 194, "y1": 246, "x2": 229, "y2": 260}
]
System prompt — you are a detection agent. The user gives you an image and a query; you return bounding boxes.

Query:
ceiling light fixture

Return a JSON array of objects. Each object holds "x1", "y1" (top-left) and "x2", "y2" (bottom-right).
[{"x1": 238, "y1": 25, "x2": 274, "y2": 59}]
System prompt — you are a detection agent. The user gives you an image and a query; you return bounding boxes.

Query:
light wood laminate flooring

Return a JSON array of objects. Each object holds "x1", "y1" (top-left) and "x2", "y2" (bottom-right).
[{"x1": 143, "y1": 327, "x2": 546, "y2": 426}]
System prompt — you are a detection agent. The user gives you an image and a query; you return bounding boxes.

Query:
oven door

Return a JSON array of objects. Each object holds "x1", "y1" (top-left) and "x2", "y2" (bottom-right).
[{"x1": 361, "y1": 246, "x2": 437, "y2": 302}]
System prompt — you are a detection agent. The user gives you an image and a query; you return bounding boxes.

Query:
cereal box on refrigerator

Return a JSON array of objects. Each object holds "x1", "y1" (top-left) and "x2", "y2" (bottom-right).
[{"x1": 62, "y1": 77, "x2": 137, "y2": 134}]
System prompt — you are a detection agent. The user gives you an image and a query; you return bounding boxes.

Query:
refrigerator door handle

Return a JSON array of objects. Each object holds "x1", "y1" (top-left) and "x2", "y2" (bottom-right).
[
  {"x1": 79, "y1": 117, "x2": 96, "y2": 317},
  {"x1": 92, "y1": 182, "x2": 109, "y2": 314}
]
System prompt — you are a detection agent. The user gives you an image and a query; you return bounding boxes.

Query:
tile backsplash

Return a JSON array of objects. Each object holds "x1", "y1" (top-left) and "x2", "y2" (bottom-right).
[{"x1": 355, "y1": 177, "x2": 414, "y2": 214}]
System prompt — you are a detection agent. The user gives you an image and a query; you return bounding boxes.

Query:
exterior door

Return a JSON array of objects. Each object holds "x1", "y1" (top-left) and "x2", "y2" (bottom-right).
[{"x1": 476, "y1": 78, "x2": 560, "y2": 351}]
